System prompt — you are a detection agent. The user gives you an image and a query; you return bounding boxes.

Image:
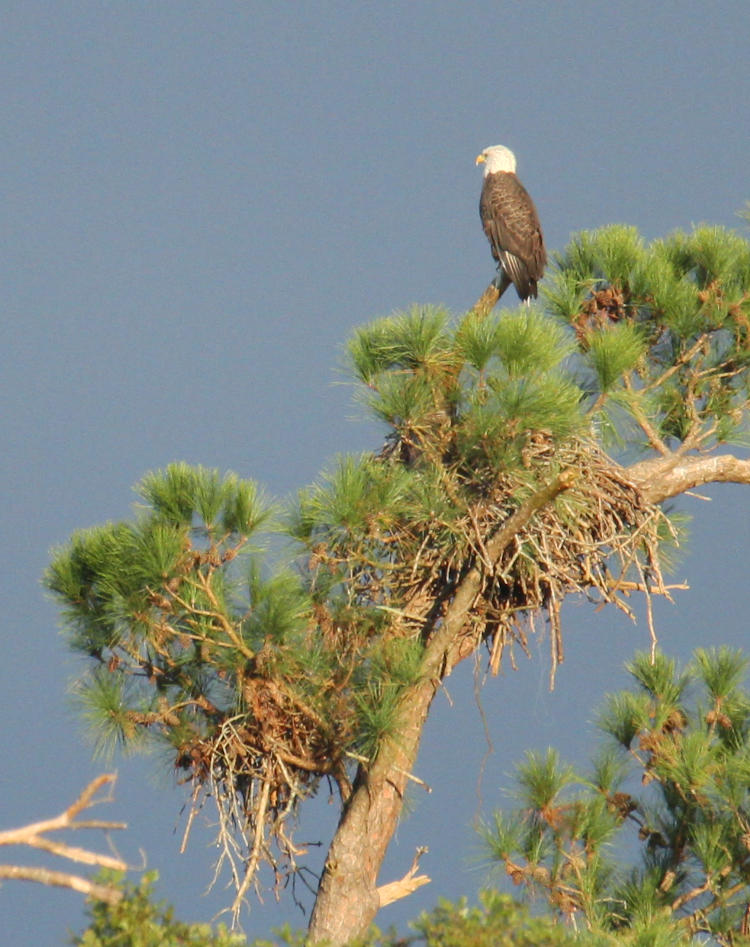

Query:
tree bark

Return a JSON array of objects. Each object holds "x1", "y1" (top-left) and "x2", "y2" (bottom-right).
[
  {"x1": 306, "y1": 672, "x2": 438, "y2": 944},
  {"x1": 307, "y1": 473, "x2": 575, "y2": 945}
]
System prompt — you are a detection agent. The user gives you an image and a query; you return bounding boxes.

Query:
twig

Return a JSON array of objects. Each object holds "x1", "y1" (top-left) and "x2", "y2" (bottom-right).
[
  {"x1": 643, "y1": 334, "x2": 708, "y2": 393},
  {"x1": 622, "y1": 374, "x2": 671, "y2": 455},
  {"x1": 230, "y1": 778, "x2": 271, "y2": 926},
  {"x1": 345, "y1": 751, "x2": 432, "y2": 793}
]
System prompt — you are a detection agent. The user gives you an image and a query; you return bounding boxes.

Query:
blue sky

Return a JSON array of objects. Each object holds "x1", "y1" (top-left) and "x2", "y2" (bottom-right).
[{"x1": 2, "y1": 2, "x2": 750, "y2": 943}]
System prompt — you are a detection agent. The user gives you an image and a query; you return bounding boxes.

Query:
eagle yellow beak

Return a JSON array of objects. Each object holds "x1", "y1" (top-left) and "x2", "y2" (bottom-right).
[{"x1": 475, "y1": 153, "x2": 486, "y2": 165}]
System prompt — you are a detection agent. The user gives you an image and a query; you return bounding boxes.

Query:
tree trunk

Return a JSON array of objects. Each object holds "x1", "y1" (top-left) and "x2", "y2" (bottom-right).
[
  {"x1": 307, "y1": 674, "x2": 438, "y2": 944},
  {"x1": 307, "y1": 472, "x2": 576, "y2": 945}
]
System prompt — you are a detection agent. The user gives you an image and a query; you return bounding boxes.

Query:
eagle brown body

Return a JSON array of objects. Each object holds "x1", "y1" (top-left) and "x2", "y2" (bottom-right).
[{"x1": 477, "y1": 145, "x2": 546, "y2": 302}]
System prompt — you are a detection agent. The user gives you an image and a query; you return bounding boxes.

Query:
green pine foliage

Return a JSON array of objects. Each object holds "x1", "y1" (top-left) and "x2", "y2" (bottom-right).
[
  {"x1": 350, "y1": 304, "x2": 583, "y2": 469},
  {"x1": 71, "y1": 871, "x2": 245, "y2": 947},
  {"x1": 75, "y1": 877, "x2": 579, "y2": 947},
  {"x1": 401, "y1": 890, "x2": 581, "y2": 947},
  {"x1": 483, "y1": 647, "x2": 750, "y2": 944},
  {"x1": 545, "y1": 223, "x2": 750, "y2": 450}
]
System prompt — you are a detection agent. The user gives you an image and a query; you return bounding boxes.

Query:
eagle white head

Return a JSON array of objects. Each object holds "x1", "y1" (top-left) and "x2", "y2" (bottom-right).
[{"x1": 476, "y1": 144, "x2": 517, "y2": 176}]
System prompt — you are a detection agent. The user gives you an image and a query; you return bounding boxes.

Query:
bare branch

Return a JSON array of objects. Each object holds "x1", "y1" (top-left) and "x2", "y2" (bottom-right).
[
  {"x1": 0, "y1": 865, "x2": 123, "y2": 904},
  {"x1": 377, "y1": 847, "x2": 431, "y2": 907},
  {"x1": 0, "y1": 774, "x2": 127, "y2": 905},
  {"x1": 643, "y1": 334, "x2": 709, "y2": 394},
  {"x1": 622, "y1": 374, "x2": 671, "y2": 455},
  {"x1": 471, "y1": 282, "x2": 502, "y2": 318},
  {"x1": 17, "y1": 835, "x2": 125, "y2": 870},
  {"x1": 627, "y1": 453, "x2": 750, "y2": 504}
]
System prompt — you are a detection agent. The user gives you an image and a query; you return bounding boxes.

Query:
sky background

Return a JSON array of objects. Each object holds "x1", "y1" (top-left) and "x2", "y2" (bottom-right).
[{"x1": 2, "y1": 2, "x2": 750, "y2": 943}]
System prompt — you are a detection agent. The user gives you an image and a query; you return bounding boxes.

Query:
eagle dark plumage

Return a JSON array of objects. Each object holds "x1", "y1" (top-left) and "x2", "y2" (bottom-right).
[{"x1": 476, "y1": 145, "x2": 546, "y2": 302}]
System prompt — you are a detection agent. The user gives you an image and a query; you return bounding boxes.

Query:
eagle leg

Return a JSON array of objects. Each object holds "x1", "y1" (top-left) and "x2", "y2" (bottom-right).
[{"x1": 491, "y1": 269, "x2": 512, "y2": 300}]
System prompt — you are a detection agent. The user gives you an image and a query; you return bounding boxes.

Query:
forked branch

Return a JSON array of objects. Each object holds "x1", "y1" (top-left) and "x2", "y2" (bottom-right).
[
  {"x1": 377, "y1": 847, "x2": 431, "y2": 907},
  {"x1": 0, "y1": 773, "x2": 127, "y2": 905}
]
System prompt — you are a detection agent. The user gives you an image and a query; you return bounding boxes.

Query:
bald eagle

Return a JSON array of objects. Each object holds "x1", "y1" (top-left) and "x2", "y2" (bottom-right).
[{"x1": 476, "y1": 145, "x2": 546, "y2": 302}]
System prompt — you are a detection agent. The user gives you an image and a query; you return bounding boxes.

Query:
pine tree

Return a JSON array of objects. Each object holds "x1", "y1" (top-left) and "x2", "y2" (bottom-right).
[
  {"x1": 46, "y1": 222, "x2": 750, "y2": 944},
  {"x1": 483, "y1": 647, "x2": 750, "y2": 945}
]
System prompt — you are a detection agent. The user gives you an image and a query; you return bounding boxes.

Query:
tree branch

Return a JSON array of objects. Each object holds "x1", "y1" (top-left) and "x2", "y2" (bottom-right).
[
  {"x1": 627, "y1": 453, "x2": 750, "y2": 504},
  {"x1": 0, "y1": 774, "x2": 127, "y2": 905},
  {"x1": 622, "y1": 374, "x2": 670, "y2": 455},
  {"x1": 376, "y1": 847, "x2": 430, "y2": 907},
  {"x1": 0, "y1": 865, "x2": 123, "y2": 904},
  {"x1": 471, "y1": 282, "x2": 502, "y2": 318}
]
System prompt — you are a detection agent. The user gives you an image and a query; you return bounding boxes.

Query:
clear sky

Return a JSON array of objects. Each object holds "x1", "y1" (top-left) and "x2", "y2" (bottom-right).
[{"x1": 2, "y1": 2, "x2": 750, "y2": 943}]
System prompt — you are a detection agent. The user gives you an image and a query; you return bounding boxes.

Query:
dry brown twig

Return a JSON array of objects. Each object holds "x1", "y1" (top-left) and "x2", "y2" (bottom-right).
[
  {"x1": 0, "y1": 773, "x2": 127, "y2": 904},
  {"x1": 178, "y1": 713, "x2": 317, "y2": 929}
]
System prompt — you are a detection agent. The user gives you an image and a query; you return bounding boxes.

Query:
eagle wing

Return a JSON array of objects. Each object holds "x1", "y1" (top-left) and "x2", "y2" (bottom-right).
[{"x1": 480, "y1": 172, "x2": 546, "y2": 300}]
